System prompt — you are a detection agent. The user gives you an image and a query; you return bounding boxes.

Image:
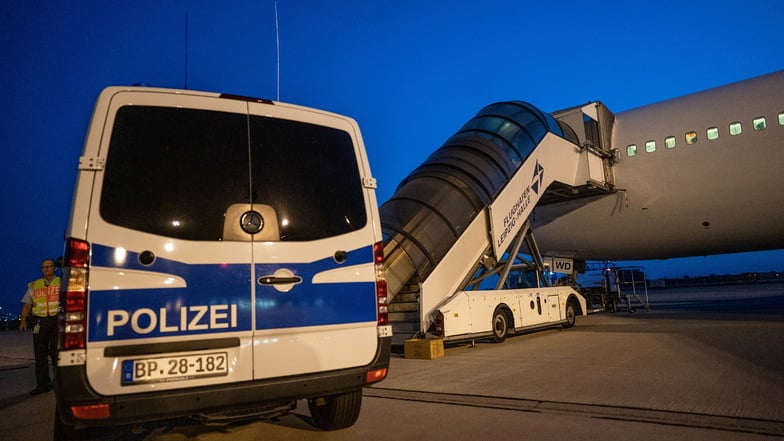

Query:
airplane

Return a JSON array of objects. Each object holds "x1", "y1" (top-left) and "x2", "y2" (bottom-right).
[{"x1": 532, "y1": 70, "x2": 784, "y2": 263}]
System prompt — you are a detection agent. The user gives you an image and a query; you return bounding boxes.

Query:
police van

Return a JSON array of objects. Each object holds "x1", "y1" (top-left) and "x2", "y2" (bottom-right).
[{"x1": 54, "y1": 87, "x2": 392, "y2": 439}]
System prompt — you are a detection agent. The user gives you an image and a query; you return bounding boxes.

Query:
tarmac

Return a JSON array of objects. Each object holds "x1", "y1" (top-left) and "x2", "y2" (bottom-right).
[
  {"x1": 374, "y1": 283, "x2": 784, "y2": 428},
  {"x1": 1, "y1": 283, "x2": 783, "y2": 440}
]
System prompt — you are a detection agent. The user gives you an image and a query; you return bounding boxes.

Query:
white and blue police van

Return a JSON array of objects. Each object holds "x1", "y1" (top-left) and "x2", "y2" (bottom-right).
[{"x1": 54, "y1": 86, "x2": 392, "y2": 439}]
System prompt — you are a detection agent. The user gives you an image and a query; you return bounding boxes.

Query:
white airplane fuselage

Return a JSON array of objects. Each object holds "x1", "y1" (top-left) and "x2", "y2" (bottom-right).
[{"x1": 533, "y1": 70, "x2": 784, "y2": 261}]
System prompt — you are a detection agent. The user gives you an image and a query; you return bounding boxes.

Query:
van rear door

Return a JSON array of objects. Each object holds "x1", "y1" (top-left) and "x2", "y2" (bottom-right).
[
  {"x1": 82, "y1": 90, "x2": 257, "y2": 396},
  {"x1": 246, "y1": 102, "x2": 381, "y2": 378}
]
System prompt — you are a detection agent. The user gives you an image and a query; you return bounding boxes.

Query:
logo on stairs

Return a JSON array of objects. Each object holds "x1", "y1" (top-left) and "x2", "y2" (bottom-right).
[{"x1": 531, "y1": 160, "x2": 544, "y2": 194}]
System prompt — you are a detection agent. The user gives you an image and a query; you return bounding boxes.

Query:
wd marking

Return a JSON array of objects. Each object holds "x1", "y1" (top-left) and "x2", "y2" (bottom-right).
[{"x1": 547, "y1": 257, "x2": 574, "y2": 273}]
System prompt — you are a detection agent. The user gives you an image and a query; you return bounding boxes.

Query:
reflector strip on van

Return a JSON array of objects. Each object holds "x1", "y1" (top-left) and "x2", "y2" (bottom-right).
[
  {"x1": 71, "y1": 404, "x2": 110, "y2": 420},
  {"x1": 366, "y1": 367, "x2": 388, "y2": 384}
]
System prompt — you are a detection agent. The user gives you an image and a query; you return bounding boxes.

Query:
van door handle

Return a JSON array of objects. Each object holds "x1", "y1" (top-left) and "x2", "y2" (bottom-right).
[
  {"x1": 257, "y1": 269, "x2": 302, "y2": 292},
  {"x1": 258, "y1": 276, "x2": 302, "y2": 285}
]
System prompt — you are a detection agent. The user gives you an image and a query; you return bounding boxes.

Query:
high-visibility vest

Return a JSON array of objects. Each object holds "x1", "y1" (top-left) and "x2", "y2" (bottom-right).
[{"x1": 29, "y1": 278, "x2": 60, "y2": 317}]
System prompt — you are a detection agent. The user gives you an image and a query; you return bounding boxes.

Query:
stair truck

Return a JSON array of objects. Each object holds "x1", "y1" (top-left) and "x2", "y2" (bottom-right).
[{"x1": 381, "y1": 101, "x2": 617, "y2": 344}]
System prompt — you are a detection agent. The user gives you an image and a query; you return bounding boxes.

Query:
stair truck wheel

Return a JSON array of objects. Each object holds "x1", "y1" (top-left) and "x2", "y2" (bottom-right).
[
  {"x1": 491, "y1": 306, "x2": 510, "y2": 343},
  {"x1": 563, "y1": 299, "x2": 577, "y2": 328}
]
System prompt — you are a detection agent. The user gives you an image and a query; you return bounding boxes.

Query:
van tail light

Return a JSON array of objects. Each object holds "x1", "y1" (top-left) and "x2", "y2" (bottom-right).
[
  {"x1": 366, "y1": 367, "x2": 388, "y2": 384},
  {"x1": 373, "y1": 241, "x2": 388, "y2": 326},
  {"x1": 61, "y1": 238, "x2": 90, "y2": 350},
  {"x1": 71, "y1": 403, "x2": 111, "y2": 420}
]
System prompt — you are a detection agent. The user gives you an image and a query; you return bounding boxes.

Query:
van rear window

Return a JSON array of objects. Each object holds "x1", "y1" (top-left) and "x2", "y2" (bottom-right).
[{"x1": 101, "y1": 105, "x2": 367, "y2": 241}]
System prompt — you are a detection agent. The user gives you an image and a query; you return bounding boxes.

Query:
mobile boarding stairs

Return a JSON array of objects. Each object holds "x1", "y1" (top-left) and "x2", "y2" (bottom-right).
[{"x1": 381, "y1": 101, "x2": 619, "y2": 344}]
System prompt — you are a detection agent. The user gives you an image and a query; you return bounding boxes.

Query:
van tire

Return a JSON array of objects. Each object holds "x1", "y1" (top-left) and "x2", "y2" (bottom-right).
[
  {"x1": 53, "y1": 412, "x2": 100, "y2": 441},
  {"x1": 308, "y1": 389, "x2": 362, "y2": 430}
]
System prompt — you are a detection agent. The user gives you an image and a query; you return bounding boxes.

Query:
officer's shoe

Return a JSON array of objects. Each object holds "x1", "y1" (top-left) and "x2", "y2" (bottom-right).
[{"x1": 29, "y1": 384, "x2": 52, "y2": 395}]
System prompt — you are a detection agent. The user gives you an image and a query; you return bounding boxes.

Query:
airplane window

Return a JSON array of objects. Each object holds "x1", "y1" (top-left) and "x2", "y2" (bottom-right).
[
  {"x1": 753, "y1": 117, "x2": 767, "y2": 130},
  {"x1": 645, "y1": 140, "x2": 656, "y2": 153},
  {"x1": 707, "y1": 127, "x2": 719, "y2": 140},
  {"x1": 665, "y1": 136, "x2": 676, "y2": 149},
  {"x1": 626, "y1": 144, "x2": 637, "y2": 156},
  {"x1": 685, "y1": 131, "x2": 697, "y2": 145},
  {"x1": 778, "y1": 112, "x2": 784, "y2": 125},
  {"x1": 729, "y1": 122, "x2": 742, "y2": 135}
]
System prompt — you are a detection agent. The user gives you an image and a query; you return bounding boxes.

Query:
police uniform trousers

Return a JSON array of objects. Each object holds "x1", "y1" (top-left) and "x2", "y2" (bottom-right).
[{"x1": 32, "y1": 315, "x2": 58, "y2": 389}]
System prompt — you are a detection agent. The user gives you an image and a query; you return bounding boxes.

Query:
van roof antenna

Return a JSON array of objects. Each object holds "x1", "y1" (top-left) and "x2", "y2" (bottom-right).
[
  {"x1": 274, "y1": 1, "x2": 280, "y2": 101},
  {"x1": 184, "y1": 12, "x2": 189, "y2": 89}
]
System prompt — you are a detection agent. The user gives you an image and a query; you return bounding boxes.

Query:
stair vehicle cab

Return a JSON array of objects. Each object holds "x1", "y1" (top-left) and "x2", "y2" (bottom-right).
[{"x1": 55, "y1": 86, "x2": 391, "y2": 439}]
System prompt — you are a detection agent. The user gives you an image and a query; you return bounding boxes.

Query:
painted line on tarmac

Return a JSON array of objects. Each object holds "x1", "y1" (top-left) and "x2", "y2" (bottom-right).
[
  {"x1": 0, "y1": 365, "x2": 31, "y2": 372},
  {"x1": 364, "y1": 387, "x2": 784, "y2": 437}
]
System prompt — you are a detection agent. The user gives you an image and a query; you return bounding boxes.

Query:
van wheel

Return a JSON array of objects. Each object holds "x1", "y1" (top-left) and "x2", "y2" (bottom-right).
[
  {"x1": 563, "y1": 300, "x2": 576, "y2": 328},
  {"x1": 491, "y1": 307, "x2": 509, "y2": 343},
  {"x1": 308, "y1": 389, "x2": 362, "y2": 431},
  {"x1": 53, "y1": 412, "x2": 100, "y2": 441}
]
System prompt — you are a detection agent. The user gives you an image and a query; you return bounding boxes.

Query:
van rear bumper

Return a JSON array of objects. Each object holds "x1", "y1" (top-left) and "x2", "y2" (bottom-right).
[{"x1": 55, "y1": 336, "x2": 391, "y2": 428}]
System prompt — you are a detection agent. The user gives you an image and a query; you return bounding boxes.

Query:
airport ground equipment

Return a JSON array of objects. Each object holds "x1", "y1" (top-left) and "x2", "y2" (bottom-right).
[
  {"x1": 604, "y1": 267, "x2": 651, "y2": 313},
  {"x1": 381, "y1": 101, "x2": 617, "y2": 344}
]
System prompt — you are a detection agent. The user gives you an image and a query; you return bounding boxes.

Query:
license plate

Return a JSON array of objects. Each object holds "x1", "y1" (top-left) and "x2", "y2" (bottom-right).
[{"x1": 121, "y1": 352, "x2": 228, "y2": 385}]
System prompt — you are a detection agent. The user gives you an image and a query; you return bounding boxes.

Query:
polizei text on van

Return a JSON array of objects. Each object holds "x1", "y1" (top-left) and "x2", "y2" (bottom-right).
[{"x1": 107, "y1": 304, "x2": 239, "y2": 336}]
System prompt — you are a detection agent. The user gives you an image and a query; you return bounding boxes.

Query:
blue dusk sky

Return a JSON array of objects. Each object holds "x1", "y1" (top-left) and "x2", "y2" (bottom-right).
[{"x1": 1, "y1": 1, "x2": 783, "y2": 311}]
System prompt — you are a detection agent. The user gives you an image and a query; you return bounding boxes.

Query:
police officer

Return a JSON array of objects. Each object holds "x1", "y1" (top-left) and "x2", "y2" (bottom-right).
[{"x1": 20, "y1": 258, "x2": 60, "y2": 395}]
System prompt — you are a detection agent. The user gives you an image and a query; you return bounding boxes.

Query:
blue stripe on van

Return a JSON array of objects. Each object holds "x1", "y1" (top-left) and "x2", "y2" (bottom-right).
[
  {"x1": 87, "y1": 247, "x2": 252, "y2": 341},
  {"x1": 254, "y1": 245, "x2": 377, "y2": 329},
  {"x1": 86, "y1": 244, "x2": 376, "y2": 341}
]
